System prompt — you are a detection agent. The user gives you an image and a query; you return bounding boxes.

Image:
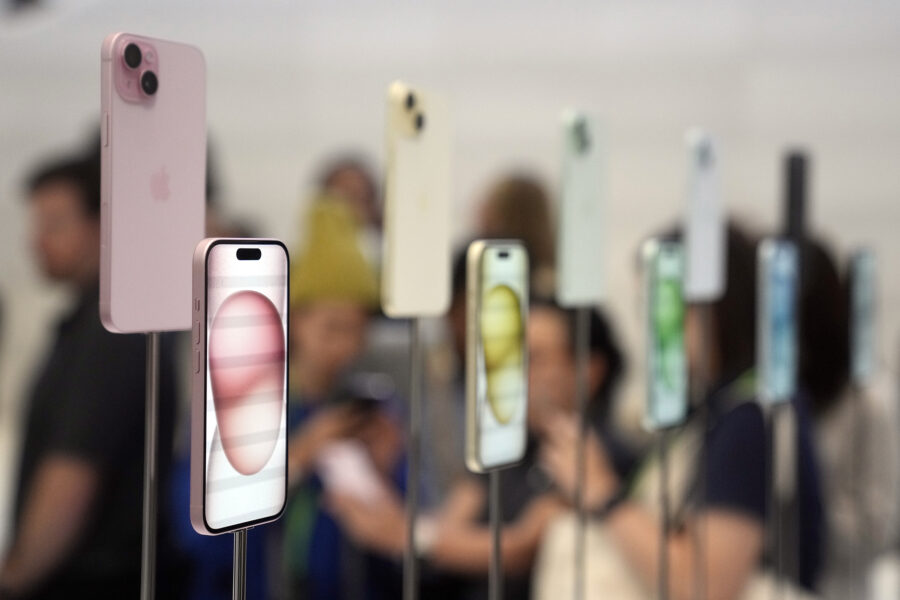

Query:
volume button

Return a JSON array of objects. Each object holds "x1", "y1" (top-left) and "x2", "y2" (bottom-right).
[{"x1": 102, "y1": 111, "x2": 109, "y2": 147}]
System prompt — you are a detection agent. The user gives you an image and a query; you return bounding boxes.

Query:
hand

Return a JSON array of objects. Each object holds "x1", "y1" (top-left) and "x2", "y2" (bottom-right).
[
  {"x1": 540, "y1": 413, "x2": 619, "y2": 512},
  {"x1": 288, "y1": 405, "x2": 368, "y2": 483},
  {"x1": 354, "y1": 412, "x2": 404, "y2": 477},
  {"x1": 326, "y1": 489, "x2": 407, "y2": 556}
]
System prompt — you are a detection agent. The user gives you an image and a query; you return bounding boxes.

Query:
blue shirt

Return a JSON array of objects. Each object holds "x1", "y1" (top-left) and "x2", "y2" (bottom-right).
[{"x1": 698, "y1": 377, "x2": 824, "y2": 591}]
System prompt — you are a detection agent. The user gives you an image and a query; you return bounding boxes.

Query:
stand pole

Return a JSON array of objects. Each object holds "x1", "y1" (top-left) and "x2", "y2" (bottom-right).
[
  {"x1": 141, "y1": 332, "x2": 160, "y2": 600},
  {"x1": 489, "y1": 470, "x2": 503, "y2": 600},
  {"x1": 574, "y1": 306, "x2": 590, "y2": 600},
  {"x1": 659, "y1": 431, "x2": 671, "y2": 600},
  {"x1": 693, "y1": 303, "x2": 714, "y2": 600},
  {"x1": 764, "y1": 406, "x2": 778, "y2": 600},
  {"x1": 404, "y1": 318, "x2": 423, "y2": 600},
  {"x1": 768, "y1": 403, "x2": 794, "y2": 600},
  {"x1": 232, "y1": 528, "x2": 247, "y2": 600}
]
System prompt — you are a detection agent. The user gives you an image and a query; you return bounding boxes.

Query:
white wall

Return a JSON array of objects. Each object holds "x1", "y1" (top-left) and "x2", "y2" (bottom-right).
[{"x1": 1, "y1": 0, "x2": 899, "y2": 547}]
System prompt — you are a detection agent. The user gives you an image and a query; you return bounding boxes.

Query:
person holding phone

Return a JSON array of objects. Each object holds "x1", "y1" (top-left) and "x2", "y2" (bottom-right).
[
  {"x1": 328, "y1": 298, "x2": 631, "y2": 600},
  {"x1": 0, "y1": 150, "x2": 177, "y2": 599},
  {"x1": 278, "y1": 200, "x2": 406, "y2": 600},
  {"x1": 535, "y1": 223, "x2": 824, "y2": 600}
]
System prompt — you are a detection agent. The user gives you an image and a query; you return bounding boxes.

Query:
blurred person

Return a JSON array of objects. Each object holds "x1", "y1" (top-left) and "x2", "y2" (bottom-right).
[
  {"x1": 797, "y1": 240, "x2": 900, "y2": 599},
  {"x1": 534, "y1": 224, "x2": 824, "y2": 600},
  {"x1": 279, "y1": 199, "x2": 406, "y2": 600},
  {"x1": 477, "y1": 174, "x2": 556, "y2": 296},
  {"x1": 0, "y1": 151, "x2": 177, "y2": 599},
  {"x1": 328, "y1": 298, "x2": 632, "y2": 600},
  {"x1": 316, "y1": 155, "x2": 382, "y2": 269}
]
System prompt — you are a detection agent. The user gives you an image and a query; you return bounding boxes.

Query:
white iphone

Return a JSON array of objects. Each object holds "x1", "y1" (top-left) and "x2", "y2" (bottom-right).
[
  {"x1": 643, "y1": 239, "x2": 688, "y2": 430},
  {"x1": 190, "y1": 239, "x2": 289, "y2": 535},
  {"x1": 756, "y1": 239, "x2": 798, "y2": 406},
  {"x1": 683, "y1": 129, "x2": 725, "y2": 303},
  {"x1": 100, "y1": 32, "x2": 206, "y2": 332},
  {"x1": 556, "y1": 110, "x2": 606, "y2": 307},
  {"x1": 465, "y1": 240, "x2": 529, "y2": 473},
  {"x1": 381, "y1": 81, "x2": 452, "y2": 317}
]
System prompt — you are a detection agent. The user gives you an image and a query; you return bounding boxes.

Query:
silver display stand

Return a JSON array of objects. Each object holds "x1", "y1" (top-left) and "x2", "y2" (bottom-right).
[
  {"x1": 233, "y1": 528, "x2": 248, "y2": 600},
  {"x1": 692, "y1": 303, "x2": 715, "y2": 600},
  {"x1": 141, "y1": 332, "x2": 161, "y2": 600},
  {"x1": 767, "y1": 402, "x2": 798, "y2": 600},
  {"x1": 573, "y1": 306, "x2": 590, "y2": 600},
  {"x1": 658, "y1": 431, "x2": 671, "y2": 600},
  {"x1": 489, "y1": 469, "x2": 503, "y2": 600},
  {"x1": 404, "y1": 318, "x2": 423, "y2": 600}
]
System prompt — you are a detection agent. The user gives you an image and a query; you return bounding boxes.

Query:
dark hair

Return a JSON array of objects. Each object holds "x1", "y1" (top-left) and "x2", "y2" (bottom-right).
[
  {"x1": 317, "y1": 154, "x2": 380, "y2": 220},
  {"x1": 530, "y1": 297, "x2": 626, "y2": 421},
  {"x1": 451, "y1": 246, "x2": 469, "y2": 300},
  {"x1": 25, "y1": 152, "x2": 101, "y2": 218},
  {"x1": 714, "y1": 225, "x2": 759, "y2": 380},
  {"x1": 798, "y1": 239, "x2": 850, "y2": 414},
  {"x1": 481, "y1": 174, "x2": 556, "y2": 269},
  {"x1": 658, "y1": 221, "x2": 759, "y2": 383}
]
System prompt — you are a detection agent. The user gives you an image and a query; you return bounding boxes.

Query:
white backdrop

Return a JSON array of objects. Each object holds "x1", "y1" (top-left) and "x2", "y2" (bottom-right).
[{"x1": 1, "y1": 0, "x2": 899, "y2": 549}]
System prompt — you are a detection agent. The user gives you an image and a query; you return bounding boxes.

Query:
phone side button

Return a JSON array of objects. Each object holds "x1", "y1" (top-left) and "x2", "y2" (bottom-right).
[
  {"x1": 102, "y1": 111, "x2": 109, "y2": 147},
  {"x1": 194, "y1": 349, "x2": 201, "y2": 374},
  {"x1": 193, "y1": 320, "x2": 200, "y2": 345}
]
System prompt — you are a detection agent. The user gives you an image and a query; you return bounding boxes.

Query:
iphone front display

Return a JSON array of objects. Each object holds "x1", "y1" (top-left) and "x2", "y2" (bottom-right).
[
  {"x1": 191, "y1": 239, "x2": 288, "y2": 534},
  {"x1": 643, "y1": 240, "x2": 688, "y2": 430},
  {"x1": 850, "y1": 249, "x2": 876, "y2": 386},
  {"x1": 757, "y1": 239, "x2": 798, "y2": 405},
  {"x1": 466, "y1": 241, "x2": 529, "y2": 472}
]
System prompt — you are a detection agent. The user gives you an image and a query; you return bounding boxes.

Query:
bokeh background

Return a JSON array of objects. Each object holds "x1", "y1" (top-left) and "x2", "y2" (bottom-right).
[{"x1": 2, "y1": 0, "x2": 899, "y2": 553}]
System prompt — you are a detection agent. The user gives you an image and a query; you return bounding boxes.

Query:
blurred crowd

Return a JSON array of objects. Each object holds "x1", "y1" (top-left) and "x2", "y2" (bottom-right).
[{"x1": 0, "y1": 132, "x2": 897, "y2": 600}]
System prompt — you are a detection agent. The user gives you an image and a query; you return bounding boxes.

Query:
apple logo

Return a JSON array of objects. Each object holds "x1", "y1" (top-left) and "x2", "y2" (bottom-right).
[{"x1": 150, "y1": 166, "x2": 171, "y2": 202}]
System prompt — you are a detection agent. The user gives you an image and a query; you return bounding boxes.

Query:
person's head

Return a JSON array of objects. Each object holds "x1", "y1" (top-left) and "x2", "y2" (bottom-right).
[
  {"x1": 527, "y1": 299, "x2": 625, "y2": 431},
  {"x1": 797, "y1": 238, "x2": 850, "y2": 414},
  {"x1": 318, "y1": 155, "x2": 380, "y2": 229},
  {"x1": 478, "y1": 174, "x2": 556, "y2": 270},
  {"x1": 25, "y1": 153, "x2": 101, "y2": 288},
  {"x1": 675, "y1": 223, "x2": 758, "y2": 384},
  {"x1": 290, "y1": 200, "x2": 379, "y2": 394}
]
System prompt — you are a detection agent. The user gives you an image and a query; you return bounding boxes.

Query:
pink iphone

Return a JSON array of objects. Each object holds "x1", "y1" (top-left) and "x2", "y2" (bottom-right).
[
  {"x1": 190, "y1": 238, "x2": 289, "y2": 535},
  {"x1": 100, "y1": 32, "x2": 206, "y2": 333}
]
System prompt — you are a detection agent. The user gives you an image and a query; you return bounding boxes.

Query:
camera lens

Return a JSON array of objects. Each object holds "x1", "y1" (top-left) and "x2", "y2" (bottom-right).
[
  {"x1": 124, "y1": 43, "x2": 142, "y2": 69},
  {"x1": 405, "y1": 92, "x2": 416, "y2": 110},
  {"x1": 141, "y1": 71, "x2": 158, "y2": 96},
  {"x1": 575, "y1": 120, "x2": 590, "y2": 153},
  {"x1": 414, "y1": 113, "x2": 425, "y2": 131}
]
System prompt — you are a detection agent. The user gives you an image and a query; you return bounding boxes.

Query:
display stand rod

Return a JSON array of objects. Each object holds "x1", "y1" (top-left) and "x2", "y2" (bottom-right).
[
  {"x1": 767, "y1": 404, "x2": 790, "y2": 600},
  {"x1": 232, "y1": 528, "x2": 247, "y2": 600},
  {"x1": 764, "y1": 406, "x2": 778, "y2": 600},
  {"x1": 692, "y1": 303, "x2": 714, "y2": 600},
  {"x1": 848, "y1": 385, "x2": 865, "y2": 600},
  {"x1": 573, "y1": 306, "x2": 590, "y2": 600},
  {"x1": 489, "y1": 470, "x2": 503, "y2": 600},
  {"x1": 404, "y1": 318, "x2": 423, "y2": 600},
  {"x1": 141, "y1": 332, "x2": 160, "y2": 600},
  {"x1": 658, "y1": 431, "x2": 671, "y2": 600}
]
